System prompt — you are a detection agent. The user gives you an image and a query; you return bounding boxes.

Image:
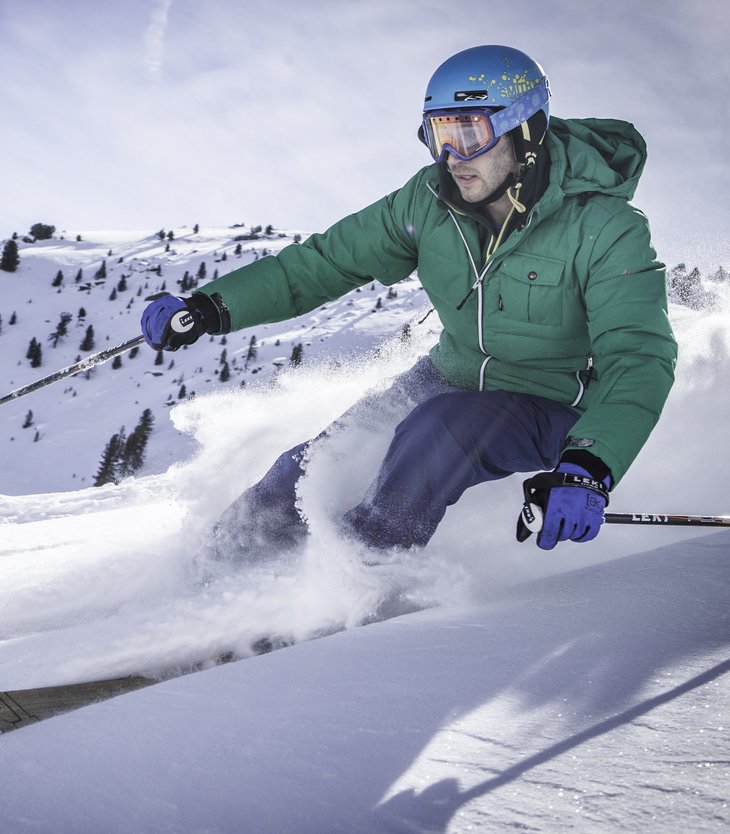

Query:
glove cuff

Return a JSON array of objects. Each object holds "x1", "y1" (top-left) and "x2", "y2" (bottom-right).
[
  {"x1": 560, "y1": 449, "x2": 612, "y2": 488},
  {"x1": 190, "y1": 291, "x2": 232, "y2": 334}
]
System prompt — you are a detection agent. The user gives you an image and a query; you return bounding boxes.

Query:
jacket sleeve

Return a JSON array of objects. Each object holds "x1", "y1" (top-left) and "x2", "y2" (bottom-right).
[
  {"x1": 195, "y1": 186, "x2": 421, "y2": 332},
  {"x1": 562, "y1": 205, "x2": 678, "y2": 484}
]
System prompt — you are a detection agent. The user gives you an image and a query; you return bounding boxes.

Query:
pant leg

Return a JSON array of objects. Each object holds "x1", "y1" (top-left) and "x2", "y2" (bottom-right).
[
  {"x1": 340, "y1": 389, "x2": 580, "y2": 549},
  {"x1": 212, "y1": 442, "x2": 309, "y2": 560},
  {"x1": 212, "y1": 357, "x2": 460, "y2": 560}
]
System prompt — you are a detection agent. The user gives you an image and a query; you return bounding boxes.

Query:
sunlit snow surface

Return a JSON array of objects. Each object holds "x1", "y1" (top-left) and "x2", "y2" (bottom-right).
[{"x1": 0, "y1": 269, "x2": 728, "y2": 832}]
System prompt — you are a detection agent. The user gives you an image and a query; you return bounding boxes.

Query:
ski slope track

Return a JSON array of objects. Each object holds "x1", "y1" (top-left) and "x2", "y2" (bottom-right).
[{"x1": 0, "y1": 227, "x2": 728, "y2": 832}]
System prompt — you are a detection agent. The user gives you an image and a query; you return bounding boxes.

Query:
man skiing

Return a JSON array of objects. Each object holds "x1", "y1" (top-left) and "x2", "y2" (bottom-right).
[{"x1": 141, "y1": 45, "x2": 677, "y2": 555}]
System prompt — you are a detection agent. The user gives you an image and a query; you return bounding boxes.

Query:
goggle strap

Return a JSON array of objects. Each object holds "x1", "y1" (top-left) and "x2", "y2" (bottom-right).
[{"x1": 490, "y1": 76, "x2": 551, "y2": 138}]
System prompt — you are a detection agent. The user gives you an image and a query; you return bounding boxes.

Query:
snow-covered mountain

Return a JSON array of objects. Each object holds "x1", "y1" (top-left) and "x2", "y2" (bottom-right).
[
  {"x1": 0, "y1": 225, "x2": 429, "y2": 494},
  {"x1": 0, "y1": 227, "x2": 728, "y2": 833}
]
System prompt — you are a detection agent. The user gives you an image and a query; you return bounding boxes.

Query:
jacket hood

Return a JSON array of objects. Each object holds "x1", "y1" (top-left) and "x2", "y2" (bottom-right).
[{"x1": 547, "y1": 116, "x2": 647, "y2": 201}]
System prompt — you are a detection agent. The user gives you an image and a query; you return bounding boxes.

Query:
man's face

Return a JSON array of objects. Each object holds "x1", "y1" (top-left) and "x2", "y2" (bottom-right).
[{"x1": 446, "y1": 134, "x2": 521, "y2": 203}]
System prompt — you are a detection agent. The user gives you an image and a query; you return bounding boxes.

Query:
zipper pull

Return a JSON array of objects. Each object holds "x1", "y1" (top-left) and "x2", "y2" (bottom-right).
[{"x1": 498, "y1": 295, "x2": 504, "y2": 312}]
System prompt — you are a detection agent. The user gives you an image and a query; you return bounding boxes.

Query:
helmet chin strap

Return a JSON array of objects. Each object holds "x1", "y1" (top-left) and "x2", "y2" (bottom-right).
[{"x1": 477, "y1": 170, "x2": 519, "y2": 204}]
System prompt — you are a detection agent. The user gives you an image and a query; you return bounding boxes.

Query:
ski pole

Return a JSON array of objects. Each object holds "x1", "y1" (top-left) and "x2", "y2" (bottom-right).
[
  {"x1": 0, "y1": 335, "x2": 146, "y2": 406},
  {"x1": 604, "y1": 512, "x2": 730, "y2": 527},
  {"x1": 520, "y1": 503, "x2": 730, "y2": 538}
]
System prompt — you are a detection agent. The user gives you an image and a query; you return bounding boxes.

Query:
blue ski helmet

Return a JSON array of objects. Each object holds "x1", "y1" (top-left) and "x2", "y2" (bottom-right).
[
  {"x1": 421, "y1": 45, "x2": 550, "y2": 163},
  {"x1": 423, "y1": 45, "x2": 550, "y2": 122}
]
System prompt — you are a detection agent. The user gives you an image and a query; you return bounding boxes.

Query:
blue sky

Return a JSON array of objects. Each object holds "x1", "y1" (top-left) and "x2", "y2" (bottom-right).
[{"x1": 1, "y1": 0, "x2": 728, "y2": 272}]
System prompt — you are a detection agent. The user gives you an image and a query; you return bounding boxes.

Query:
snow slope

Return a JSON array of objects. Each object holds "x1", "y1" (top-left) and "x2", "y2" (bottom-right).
[
  {"x1": 0, "y1": 231, "x2": 728, "y2": 832},
  {"x1": 0, "y1": 535, "x2": 727, "y2": 833},
  {"x1": 0, "y1": 226, "x2": 427, "y2": 494}
]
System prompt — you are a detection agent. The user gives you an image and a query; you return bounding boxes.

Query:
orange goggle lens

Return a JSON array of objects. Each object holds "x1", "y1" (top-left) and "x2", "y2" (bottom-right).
[{"x1": 423, "y1": 110, "x2": 497, "y2": 162}]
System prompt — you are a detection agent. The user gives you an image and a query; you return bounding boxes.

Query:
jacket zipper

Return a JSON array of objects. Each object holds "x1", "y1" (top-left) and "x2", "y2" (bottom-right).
[
  {"x1": 571, "y1": 356, "x2": 594, "y2": 407},
  {"x1": 446, "y1": 210, "x2": 495, "y2": 388}
]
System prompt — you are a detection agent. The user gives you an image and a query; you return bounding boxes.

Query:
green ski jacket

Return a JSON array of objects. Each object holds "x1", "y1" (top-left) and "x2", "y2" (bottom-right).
[{"x1": 198, "y1": 117, "x2": 677, "y2": 485}]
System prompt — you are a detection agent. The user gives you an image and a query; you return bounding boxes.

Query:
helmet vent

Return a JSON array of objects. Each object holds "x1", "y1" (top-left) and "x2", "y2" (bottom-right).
[{"x1": 454, "y1": 91, "x2": 490, "y2": 102}]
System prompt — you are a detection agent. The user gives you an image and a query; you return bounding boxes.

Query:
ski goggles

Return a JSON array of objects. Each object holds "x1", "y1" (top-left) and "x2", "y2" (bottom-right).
[
  {"x1": 422, "y1": 109, "x2": 500, "y2": 163},
  {"x1": 422, "y1": 75, "x2": 551, "y2": 163}
]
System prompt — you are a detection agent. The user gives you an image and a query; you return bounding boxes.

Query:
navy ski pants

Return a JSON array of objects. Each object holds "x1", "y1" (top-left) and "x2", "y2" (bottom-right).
[{"x1": 214, "y1": 357, "x2": 579, "y2": 555}]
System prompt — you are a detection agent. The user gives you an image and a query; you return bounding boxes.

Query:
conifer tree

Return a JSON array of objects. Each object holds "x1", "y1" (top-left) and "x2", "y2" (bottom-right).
[
  {"x1": 80, "y1": 325, "x2": 95, "y2": 351},
  {"x1": 121, "y1": 410, "x2": 155, "y2": 478},
  {"x1": 30, "y1": 223, "x2": 55, "y2": 240},
  {"x1": 245, "y1": 335, "x2": 258, "y2": 369},
  {"x1": 26, "y1": 337, "x2": 42, "y2": 367},
  {"x1": 94, "y1": 428, "x2": 126, "y2": 486},
  {"x1": 290, "y1": 343, "x2": 304, "y2": 366},
  {"x1": 49, "y1": 312, "x2": 73, "y2": 347},
  {"x1": 0, "y1": 239, "x2": 20, "y2": 272},
  {"x1": 52, "y1": 270, "x2": 64, "y2": 288},
  {"x1": 22, "y1": 410, "x2": 33, "y2": 428}
]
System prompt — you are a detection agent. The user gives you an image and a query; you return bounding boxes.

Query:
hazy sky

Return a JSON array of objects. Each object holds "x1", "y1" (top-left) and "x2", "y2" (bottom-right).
[{"x1": 1, "y1": 0, "x2": 728, "y2": 271}]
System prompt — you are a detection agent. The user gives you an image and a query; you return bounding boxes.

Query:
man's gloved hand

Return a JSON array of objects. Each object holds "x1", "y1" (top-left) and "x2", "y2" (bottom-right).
[
  {"x1": 141, "y1": 293, "x2": 208, "y2": 351},
  {"x1": 516, "y1": 462, "x2": 611, "y2": 550}
]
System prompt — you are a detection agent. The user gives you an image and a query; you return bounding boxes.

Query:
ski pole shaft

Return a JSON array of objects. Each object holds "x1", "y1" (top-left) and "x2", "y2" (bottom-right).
[
  {"x1": 519, "y1": 503, "x2": 730, "y2": 540},
  {"x1": 604, "y1": 512, "x2": 730, "y2": 527},
  {"x1": 0, "y1": 335, "x2": 146, "y2": 406}
]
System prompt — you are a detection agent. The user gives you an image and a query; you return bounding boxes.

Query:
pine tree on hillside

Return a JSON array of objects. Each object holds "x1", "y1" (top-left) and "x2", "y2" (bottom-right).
[
  {"x1": 49, "y1": 312, "x2": 73, "y2": 347},
  {"x1": 26, "y1": 337, "x2": 42, "y2": 367},
  {"x1": 52, "y1": 270, "x2": 64, "y2": 288},
  {"x1": 94, "y1": 428, "x2": 126, "y2": 486},
  {"x1": 80, "y1": 325, "x2": 95, "y2": 351},
  {"x1": 29, "y1": 223, "x2": 55, "y2": 240},
  {"x1": 22, "y1": 410, "x2": 33, "y2": 429},
  {"x1": 290, "y1": 343, "x2": 304, "y2": 366},
  {"x1": 244, "y1": 335, "x2": 258, "y2": 369},
  {"x1": 95, "y1": 260, "x2": 107, "y2": 280},
  {"x1": 0, "y1": 239, "x2": 20, "y2": 272},
  {"x1": 121, "y1": 409, "x2": 155, "y2": 478},
  {"x1": 93, "y1": 410, "x2": 155, "y2": 486}
]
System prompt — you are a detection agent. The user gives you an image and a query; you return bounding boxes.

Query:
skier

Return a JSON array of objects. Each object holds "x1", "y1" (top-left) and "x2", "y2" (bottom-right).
[{"x1": 141, "y1": 45, "x2": 677, "y2": 555}]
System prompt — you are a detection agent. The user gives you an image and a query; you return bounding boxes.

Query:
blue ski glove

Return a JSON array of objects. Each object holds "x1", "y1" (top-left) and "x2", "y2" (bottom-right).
[
  {"x1": 517, "y1": 462, "x2": 611, "y2": 550},
  {"x1": 141, "y1": 293, "x2": 208, "y2": 351}
]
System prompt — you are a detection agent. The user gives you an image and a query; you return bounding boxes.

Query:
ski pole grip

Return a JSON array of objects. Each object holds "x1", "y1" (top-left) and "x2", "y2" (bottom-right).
[{"x1": 517, "y1": 501, "x2": 544, "y2": 541}]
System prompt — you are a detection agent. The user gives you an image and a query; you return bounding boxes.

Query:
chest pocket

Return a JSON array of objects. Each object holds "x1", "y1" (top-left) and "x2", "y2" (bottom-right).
[{"x1": 497, "y1": 252, "x2": 566, "y2": 327}]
